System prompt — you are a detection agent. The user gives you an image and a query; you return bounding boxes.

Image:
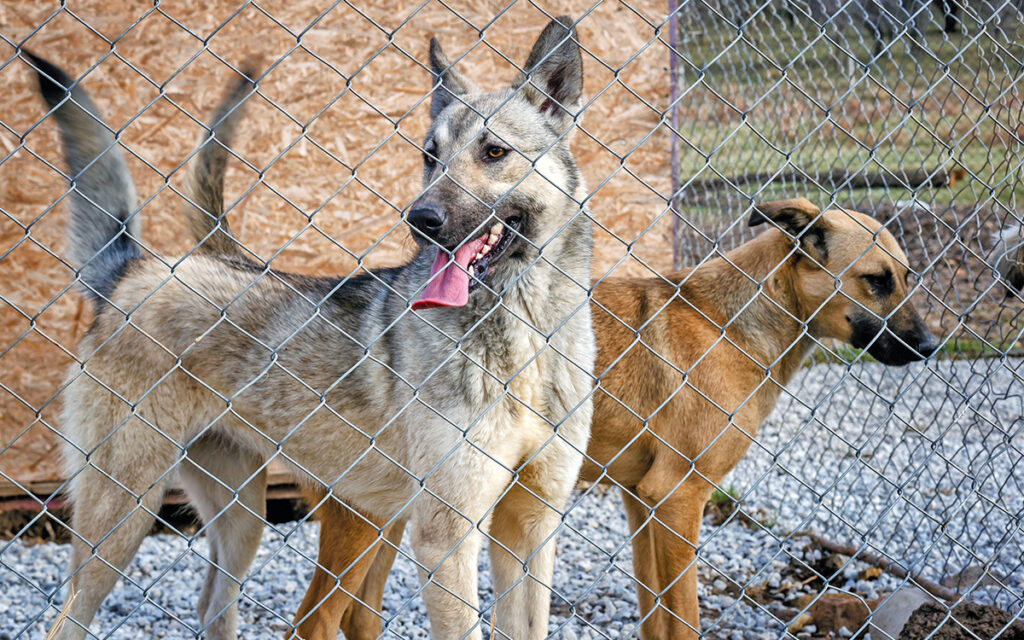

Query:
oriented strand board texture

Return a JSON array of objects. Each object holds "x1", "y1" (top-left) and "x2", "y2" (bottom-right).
[{"x1": 0, "y1": 1, "x2": 675, "y2": 487}]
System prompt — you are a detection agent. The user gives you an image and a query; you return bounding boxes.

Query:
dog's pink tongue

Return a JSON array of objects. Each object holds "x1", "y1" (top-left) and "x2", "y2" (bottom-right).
[{"x1": 412, "y1": 234, "x2": 489, "y2": 310}]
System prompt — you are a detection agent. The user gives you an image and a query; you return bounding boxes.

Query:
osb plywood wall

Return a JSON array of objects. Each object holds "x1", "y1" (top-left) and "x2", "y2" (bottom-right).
[{"x1": 0, "y1": 1, "x2": 676, "y2": 489}]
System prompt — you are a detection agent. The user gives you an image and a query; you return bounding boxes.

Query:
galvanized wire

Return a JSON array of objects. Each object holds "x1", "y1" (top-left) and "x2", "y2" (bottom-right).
[{"x1": 0, "y1": 1, "x2": 1022, "y2": 639}]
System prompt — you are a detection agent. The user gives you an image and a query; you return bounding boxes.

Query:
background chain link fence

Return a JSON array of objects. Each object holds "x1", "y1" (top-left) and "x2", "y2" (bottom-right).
[{"x1": 1, "y1": 1, "x2": 1022, "y2": 639}]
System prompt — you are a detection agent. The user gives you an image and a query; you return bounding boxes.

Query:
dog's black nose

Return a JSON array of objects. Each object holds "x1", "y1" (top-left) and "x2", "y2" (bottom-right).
[
  {"x1": 917, "y1": 332, "x2": 938, "y2": 358},
  {"x1": 408, "y1": 205, "x2": 446, "y2": 235}
]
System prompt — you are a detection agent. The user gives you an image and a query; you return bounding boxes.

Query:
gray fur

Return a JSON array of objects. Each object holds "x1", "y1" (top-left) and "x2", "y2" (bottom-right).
[
  {"x1": 184, "y1": 67, "x2": 257, "y2": 257},
  {"x1": 26, "y1": 52, "x2": 140, "y2": 304},
  {"x1": 48, "y1": 18, "x2": 595, "y2": 640},
  {"x1": 512, "y1": 16, "x2": 584, "y2": 127},
  {"x1": 428, "y1": 38, "x2": 478, "y2": 120},
  {"x1": 414, "y1": 15, "x2": 585, "y2": 277}
]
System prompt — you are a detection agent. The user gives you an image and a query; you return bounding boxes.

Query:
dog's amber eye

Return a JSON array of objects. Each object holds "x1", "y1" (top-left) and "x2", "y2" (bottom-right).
[
  {"x1": 862, "y1": 271, "x2": 894, "y2": 296},
  {"x1": 423, "y1": 142, "x2": 438, "y2": 168},
  {"x1": 486, "y1": 146, "x2": 506, "y2": 160}
]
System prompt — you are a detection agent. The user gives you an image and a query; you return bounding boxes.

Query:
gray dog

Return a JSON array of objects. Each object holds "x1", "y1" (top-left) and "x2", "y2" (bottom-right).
[{"x1": 30, "y1": 15, "x2": 594, "y2": 640}]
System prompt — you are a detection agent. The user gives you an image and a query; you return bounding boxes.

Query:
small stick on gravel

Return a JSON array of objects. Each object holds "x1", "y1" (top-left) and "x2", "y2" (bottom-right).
[
  {"x1": 46, "y1": 587, "x2": 76, "y2": 640},
  {"x1": 796, "y1": 532, "x2": 960, "y2": 602}
]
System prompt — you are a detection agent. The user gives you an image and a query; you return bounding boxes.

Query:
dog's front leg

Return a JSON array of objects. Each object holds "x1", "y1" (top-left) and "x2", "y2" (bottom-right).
[
  {"x1": 488, "y1": 433, "x2": 587, "y2": 640},
  {"x1": 627, "y1": 471, "x2": 713, "y2": 640},
  {"x1": 487, "y1": 483, "x2": 561, "y2": 640},
  {"x1": 409, "y1": 495, "x2": 489, "y2": 640}
]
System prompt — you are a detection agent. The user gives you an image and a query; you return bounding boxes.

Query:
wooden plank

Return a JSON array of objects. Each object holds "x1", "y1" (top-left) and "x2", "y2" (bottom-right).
[{"x1": 0, "y1": 461, "x2": 296, "y2": 502}]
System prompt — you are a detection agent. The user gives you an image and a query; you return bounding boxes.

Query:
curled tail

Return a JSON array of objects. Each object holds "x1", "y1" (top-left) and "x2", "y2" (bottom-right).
[
  {"x1": 27, "y1": 52, "x2": 140, "y2": 304},
  {"x1": 183, "y1": 68, "x2": 257, "y2": 257}
]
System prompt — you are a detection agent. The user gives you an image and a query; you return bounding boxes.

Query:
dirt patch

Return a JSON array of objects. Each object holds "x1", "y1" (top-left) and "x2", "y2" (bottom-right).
[
  {"x1": 0, "y1": 506, "x2": 71, "y2": 543},
  {"x1": 901, "y1": 601, "x2": 1024, "y2": 640},
  {"x1": 0, "y1": 504, "x2": 191, "y2": 545}
]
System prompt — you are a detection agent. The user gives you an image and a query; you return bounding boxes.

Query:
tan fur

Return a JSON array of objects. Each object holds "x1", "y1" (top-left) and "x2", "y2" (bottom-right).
[
  {"x1": 298, "y1": 201, "x2": 935, "y2": 639},
  {"x1": 181, "y1": 66, "x2": 259, "y2": 257}
]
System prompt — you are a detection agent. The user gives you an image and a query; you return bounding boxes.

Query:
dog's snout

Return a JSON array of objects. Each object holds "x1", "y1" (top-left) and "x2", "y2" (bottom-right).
[
  {"x1": 909, "y1": 313, "x2": 938, "y2": 359},
  {"x1": 408, "y1": 205, "x2": 446, "y2": 236},
  {"x1": 917, "y1": 332, "x2": 938, "y2": 358}
]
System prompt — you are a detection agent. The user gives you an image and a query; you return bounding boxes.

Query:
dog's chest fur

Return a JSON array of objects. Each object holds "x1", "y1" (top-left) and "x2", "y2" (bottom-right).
[{"x1": 396, "y1": 263, "x2": 593, "y2": 480}]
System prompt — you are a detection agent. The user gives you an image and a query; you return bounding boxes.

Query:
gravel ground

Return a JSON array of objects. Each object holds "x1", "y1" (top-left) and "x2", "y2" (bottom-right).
[{"x1": 3, "y1": 357, "x2": 1022, "y2": 639}]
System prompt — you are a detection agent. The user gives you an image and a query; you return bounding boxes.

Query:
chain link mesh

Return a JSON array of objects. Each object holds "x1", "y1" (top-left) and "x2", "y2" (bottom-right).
[{"x1": 1, "y1": 1, "x2": 1022, "y2": 639}]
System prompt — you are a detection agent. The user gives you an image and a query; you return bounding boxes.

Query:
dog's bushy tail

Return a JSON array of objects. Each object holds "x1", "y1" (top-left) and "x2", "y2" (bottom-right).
[
  {"x1": 28, "y1": 52, "x2": 140, "y2": 304},
  {"x1": 183, "y1": 68, "x2": 257, "y2": 257}
]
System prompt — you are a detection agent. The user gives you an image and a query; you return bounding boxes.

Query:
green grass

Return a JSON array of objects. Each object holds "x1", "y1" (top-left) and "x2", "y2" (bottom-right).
[
  {"x1": 673, "y1": 20, "x2": 1024, "y2": 208},
  {"x1": 706, "y1": 486, "x2": 779, "y2": 530},
  {"x1": 708, "y1": 486, "x2": 740, "y2": 507},
  {"x1": 671, "y1": 16, "x2": 1024, "y2": 348}
]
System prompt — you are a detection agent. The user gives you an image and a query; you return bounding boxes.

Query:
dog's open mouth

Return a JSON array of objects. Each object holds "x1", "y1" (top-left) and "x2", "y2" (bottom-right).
[
  {"x1": 468, "y1": 217, "x2": 520, "y2": 286},
  {"x1": 412, "y1": 217, "x2": 521, "y2": 310}
]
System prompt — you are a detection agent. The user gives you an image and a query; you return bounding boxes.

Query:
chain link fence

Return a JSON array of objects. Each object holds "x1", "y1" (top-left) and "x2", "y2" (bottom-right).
[{"x1": 1, "y1": 1, "x2": 1022, "y2": 639}]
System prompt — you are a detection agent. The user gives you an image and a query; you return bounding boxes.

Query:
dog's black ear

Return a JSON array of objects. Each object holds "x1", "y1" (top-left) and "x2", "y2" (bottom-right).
[
  {"x1": 513, "y1": 16, "x2": 583, "y2": 128},
  {"x1": 748, "y1": 198, "x2": 829, "y2": 262},
  {"x1": 428, "y1": 38, "x2": 477, "y2": 120}
]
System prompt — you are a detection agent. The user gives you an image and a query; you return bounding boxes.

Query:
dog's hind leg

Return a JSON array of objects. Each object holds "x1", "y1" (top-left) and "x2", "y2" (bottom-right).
[
  {"x1": 339, "y1": 520, "x2": 405, "y2": 640},
  {"x1": 621, "y1": 488, "x2": 660, "y2": 634},
  {"x1": 488, "y1": 438, "x2": 584, "y2": 640},
  {"x1": 628, "y1": 468, "x2": 713, "y2": 640},
  {"x1": 58, "y1": 470, "x2": 170, "y2": 640},
  {"x1": 54, "y1": 389, "x2": 180, "y2": 640},
  {"x1": 179, "y1": 433, "x2": 266, "y2": 640},
  {"x1": 291, "y1": 497, "x2": 386, "y2": 640}
]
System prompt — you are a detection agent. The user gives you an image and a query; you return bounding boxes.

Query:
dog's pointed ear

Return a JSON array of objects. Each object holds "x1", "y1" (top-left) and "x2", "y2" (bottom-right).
[
  {"x1": 513, "y1": 16, "x2": 583, "y2": 128},
  {"x1": 748, "y1": 198, "x2": 829, "y2": 262},
  {"x1": 429, "y1": 38, "x2": 477, "y2": 120}
]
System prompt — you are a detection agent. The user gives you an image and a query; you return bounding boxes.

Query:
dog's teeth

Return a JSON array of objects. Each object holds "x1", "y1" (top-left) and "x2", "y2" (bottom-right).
[
  {"x1": 480, "y1": 244, "x2": 492, "y2": 256},
  {"x1": 490, "y1": 222, "x2": 502, "y2": 234},
  {"x1": 487, "y1": 233, "x2": 500, "y2": 246}
]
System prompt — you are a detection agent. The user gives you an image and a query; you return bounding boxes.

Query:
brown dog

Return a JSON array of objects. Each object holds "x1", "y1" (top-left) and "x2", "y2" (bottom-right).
[{"x1": 296, "y1": 198, "x2": 937, "y2": 639}]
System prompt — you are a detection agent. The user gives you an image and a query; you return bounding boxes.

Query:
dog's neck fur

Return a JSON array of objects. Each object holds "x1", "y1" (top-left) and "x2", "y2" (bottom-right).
[{"x1": 675, "y1": 228, "x2": 817, "y2": 386}]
